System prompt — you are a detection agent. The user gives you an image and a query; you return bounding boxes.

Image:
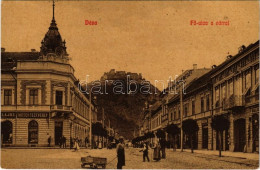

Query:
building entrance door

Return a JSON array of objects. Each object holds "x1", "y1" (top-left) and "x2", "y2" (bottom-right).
[
  {"x1": 202, "y1": 125, "x2": 208, "y2": 149},
  {"x1": 55, "y1": 121, "x2": 63, "y2": 146},
  {"x1": 1, "y1": 121, "x2": 12, "y2": 144},
  {"x1": 252, "y1": 114, "x2": 259, "y2": 152},
  {"x1": 234, "y1": 119, "x2": 246, "y2": 152}
]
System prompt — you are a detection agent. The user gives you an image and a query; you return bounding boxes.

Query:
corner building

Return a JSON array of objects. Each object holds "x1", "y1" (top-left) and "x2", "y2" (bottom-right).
[{"x1": 1, "y1": 3, "x2": 95, "y2": 147}]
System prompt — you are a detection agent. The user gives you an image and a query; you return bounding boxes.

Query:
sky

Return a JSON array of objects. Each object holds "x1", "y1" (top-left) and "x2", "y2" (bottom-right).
[{"x1": 1, "y1": 1, "x2": 259, "y2": 90}]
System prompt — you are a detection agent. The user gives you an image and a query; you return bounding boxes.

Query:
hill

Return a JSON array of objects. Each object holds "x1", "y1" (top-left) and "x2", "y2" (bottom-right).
[{"x1": 88, "y1": 69, "x2": 160, "y2": 140}]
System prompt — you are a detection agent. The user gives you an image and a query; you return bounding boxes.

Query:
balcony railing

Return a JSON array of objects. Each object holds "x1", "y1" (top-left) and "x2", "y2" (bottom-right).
[
  {"x1": 50, "y1": 105, "x2": 72, "y2": 111},
  {"x1": 223, "y1": 94, "x2": 243, "y2": 110},
  {"x1": 243, "y1": 94, "x2": 259, "y2": 105}
]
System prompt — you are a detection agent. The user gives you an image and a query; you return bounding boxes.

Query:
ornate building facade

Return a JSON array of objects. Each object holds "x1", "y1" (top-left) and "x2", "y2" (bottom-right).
[
  {"x1": 1, "y1": 2, "x2": 96, "y2": 147},
  {"x1": 140, "y1": 40, "x2": 259, "y2": 153}
]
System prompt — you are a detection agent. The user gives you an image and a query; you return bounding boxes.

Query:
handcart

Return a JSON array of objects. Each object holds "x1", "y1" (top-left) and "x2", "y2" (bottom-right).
[{"x1": 81, "y1": 156, "x2": 107, "y2": 169}]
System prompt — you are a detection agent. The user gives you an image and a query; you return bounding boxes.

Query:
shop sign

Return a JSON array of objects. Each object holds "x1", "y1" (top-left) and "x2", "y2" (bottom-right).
[{"x1": 1, "y1": 112, "x2": 49, "y2": 118}]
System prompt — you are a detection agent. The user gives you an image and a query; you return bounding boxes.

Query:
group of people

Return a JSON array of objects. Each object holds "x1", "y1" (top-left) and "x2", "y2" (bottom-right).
[
  {"x1": 115, "y1": 135, "x2": 168, "y2": 169},
  {"x1": 140, "y1": 136, "x2": 167, "y2": 162},
  {"x1": 70, "y1": 137, "x2": 80, "y2": 151},
  {"x1": 59, "y1": 136, "x2": 67, "y2": 148}
]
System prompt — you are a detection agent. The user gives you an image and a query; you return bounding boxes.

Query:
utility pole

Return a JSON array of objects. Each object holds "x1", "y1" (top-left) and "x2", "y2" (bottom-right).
[
  {"x1": 89, "y1": 92, "x2": 92, "y2": 149},
  {"x1": 180, "y1": 85, "x2": 184, "y2": 152},
  {"x1": 108, "y1": 119, "x2": 111, "y2": 136},
  {"x1": 102, "y1": 107, "x2": 105, "y2": 148}
]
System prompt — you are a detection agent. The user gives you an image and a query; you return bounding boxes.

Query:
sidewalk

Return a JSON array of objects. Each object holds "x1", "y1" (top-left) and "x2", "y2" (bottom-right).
[
  {"x1": 172, "y1": 148, "x2": 259, "y2": 161},
  {"x1": 1, "y1": 146, "x2": 89, "y2": 149}
]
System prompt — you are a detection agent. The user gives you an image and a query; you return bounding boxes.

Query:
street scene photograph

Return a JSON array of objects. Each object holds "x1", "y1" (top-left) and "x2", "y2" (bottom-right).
[{"x1": 1, "y1": 0, "x2": 259, "y2": 169}]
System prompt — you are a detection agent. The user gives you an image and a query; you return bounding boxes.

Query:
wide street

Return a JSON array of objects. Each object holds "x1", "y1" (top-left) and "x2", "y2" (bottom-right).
[{"x1": 1, "y1": 148, "x2": 259, "y2": 169}]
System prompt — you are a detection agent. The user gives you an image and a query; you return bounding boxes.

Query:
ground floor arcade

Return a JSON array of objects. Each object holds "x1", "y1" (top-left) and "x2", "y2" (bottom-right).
[
  {"x1": 153, "y1": 106, "x2": 259, "y2": 153},
  {"x1": 1, "y1": 112, "x2": 90, "y2": 147}
]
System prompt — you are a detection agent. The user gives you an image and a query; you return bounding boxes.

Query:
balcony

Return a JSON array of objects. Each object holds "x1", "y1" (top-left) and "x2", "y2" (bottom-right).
[
  {"x1": 50, "y1": 105, "x2": 72, "y2": 112},
  {"x1": 243, "y1": 94, "x2": 259, "y2": 105},
  {"x1": 1, "y1": 105, "x2": 51, "y2": 111},
  {"x1": 223, "y1": 94, "x2": 244, "y2": 110}
]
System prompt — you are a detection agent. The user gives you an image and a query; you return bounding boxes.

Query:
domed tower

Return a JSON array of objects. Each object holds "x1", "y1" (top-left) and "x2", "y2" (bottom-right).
[{"x1": 40, "y1": 0, "x2": 69, "y2": 63}]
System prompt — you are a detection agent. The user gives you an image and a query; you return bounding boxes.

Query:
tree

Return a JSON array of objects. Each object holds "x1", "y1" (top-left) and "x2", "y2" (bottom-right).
[
  {"x1": 211, "y1": 114, "x2": 230, "y2": 157},
  {"x1": 144, "y1": 131, "x2": 155, "y2": 139},
  {"x1": 182, "y1": 119, "x2": 199, "y2": 153},
  {"x1": 166, "y1": 124, "x2": 180, "y2": 150}
]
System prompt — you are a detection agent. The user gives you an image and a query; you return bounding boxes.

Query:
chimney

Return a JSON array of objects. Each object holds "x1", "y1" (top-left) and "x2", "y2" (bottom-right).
[
  {"x1": 193, "y1": 64, "x2": 197, "y2": 70},
  {"x1": 31, "y1": 49, "x2": 36, "y2": 52},
  {"x1": 1, "y1": 48, "x2": 5, "y2": 52},
  {"x1": 212, "y1": 65, "x2": 217, "y2": 69}
]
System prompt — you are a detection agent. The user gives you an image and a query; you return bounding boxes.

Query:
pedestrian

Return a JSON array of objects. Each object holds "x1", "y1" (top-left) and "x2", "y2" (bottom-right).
[
  {"x1": 98, "y1": 140, "x2": 102, "y2": 149},
  {"x1": 85, "y1": 137, "x2": 89, "y2": 148},
  {"x1": 63, "y1": 136, "x2": 67, "y2": 148},
  {"x1": 153, "y1": 138, "x2": 161, "y2": 161},
  {"x1": 59, "y1": 137, "x2": 62, "y2": 148},
  {"x1": 160, "y1": 138, "x2": 166, "y2": 159},
  {"x1": 142, "y1": 142, "x2": 150, "y2": 162},
  {"x1": 116, "y1": 136, "x2": 125, "y2": 169},
  {"x1": 70, "y1": 137, "x2": 73, "y2": 149},
  {"x1": 48, "y1": 136, "x2": 51, "y2": 147},
  {"x1": 74, "y1": 138, "x2": 80, "y2": 151}
]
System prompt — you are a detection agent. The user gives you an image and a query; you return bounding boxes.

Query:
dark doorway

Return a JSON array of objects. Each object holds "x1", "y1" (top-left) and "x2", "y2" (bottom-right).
[
  {"x1": 216, "y1": 131, "x2": 223, "y2": 151},
  {"x1": 28, "y1": 120, "x2": 38, "y2": 144},
  {"x1": 55, "y1": 121, "x2": 63, "y2": 145},
  {"x1": 225, "y1": 130, "x2": 229, "y2": 150},
  {"x1": 252, "y1": 114, "x2": 259, "y2": 152},
  {"x1": 234, "y1": 119, "x2": 246, "y2": 152},
  {"x1": 56, "y1": 91, "x2": 63, "y2": 105},
  {"x1": 1, "y1": 121, "x2": 13, "y2": 144},
  {"x1": 202, "y1": 124, "x2": 208, "y2": 149}
]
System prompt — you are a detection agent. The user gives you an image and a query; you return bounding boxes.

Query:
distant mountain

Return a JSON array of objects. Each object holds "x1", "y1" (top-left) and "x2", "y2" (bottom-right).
[{"x1": 87, "y1": 69, "x2": 160, "y2": 140}]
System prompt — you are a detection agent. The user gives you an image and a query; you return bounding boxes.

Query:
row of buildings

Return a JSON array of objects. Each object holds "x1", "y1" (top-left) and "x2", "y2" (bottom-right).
[
  {"x1": 1, "y1": 2, "x2": 98, "y2": 147},
  {"x1": 140, "y1": 41, "x2": 259, "y2": 153}
]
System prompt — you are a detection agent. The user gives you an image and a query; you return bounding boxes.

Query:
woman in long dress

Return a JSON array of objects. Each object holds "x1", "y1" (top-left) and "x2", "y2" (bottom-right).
[
  {"x1": 153, "y1": 138, "x2": 161, "y2": 161},
  {"x1": 74, "y1": 138, "x2": 80, "y2": 151}
]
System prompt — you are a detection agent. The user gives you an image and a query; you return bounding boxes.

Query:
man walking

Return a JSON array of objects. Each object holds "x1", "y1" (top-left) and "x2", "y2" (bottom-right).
[
  {"x1": 143, "y1": 143, "x2": 150, "y2": 162},
  {"x1": 85, "y1": 137, "x2": 89, "y2": 148},
  {"x1": 160, "y1": 138, "x2": 166, "y2": 159},
  {"x1": 116, "y1": 136, "x2": 125, "y2": 169},
  {"x1": 48, "y1": 136, "x2": 51, "y2": 147},
  {"x1": 62, "y1": 136, "x2": 66, "y2": 148}
]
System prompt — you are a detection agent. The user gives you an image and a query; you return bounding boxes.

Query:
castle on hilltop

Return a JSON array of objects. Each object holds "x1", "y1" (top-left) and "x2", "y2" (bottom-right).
[{"x1": 100, "y1": 69, "x2": 143, "y2": 82}]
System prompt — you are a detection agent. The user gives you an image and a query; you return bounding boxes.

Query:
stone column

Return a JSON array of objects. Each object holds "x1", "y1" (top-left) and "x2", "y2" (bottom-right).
[
  {"x1": 198, "y1": 121, "x2": 202, "y2": 150},
  {"x1": 229, "y1": 113, "x2": 235, "y2": 152},
  {"x1": 208, "y1": 118, "x2": 213, "y2": 150}
]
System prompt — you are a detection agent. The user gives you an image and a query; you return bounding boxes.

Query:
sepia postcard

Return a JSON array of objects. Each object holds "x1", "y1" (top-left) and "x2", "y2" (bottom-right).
[{"x1": 1, "y1": 0, "x2": 259, "y2": 169}]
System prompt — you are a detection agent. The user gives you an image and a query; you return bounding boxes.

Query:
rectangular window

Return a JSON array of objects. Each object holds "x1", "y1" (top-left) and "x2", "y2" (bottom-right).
[
  {"x1": 222, "y1": 85, "x2": 227, "y2": 100},
  {"x1": 245, "y1": 71, "x2": 251, "y2": 89},
  {"x1": 56, "y1": 91, "x2": 63, "y2": 105},
  {"x1": 255, "y1": 66, "x2": 259, "y2": 84},
  {"x1": 29, "y1": 89, "x2": 38, "y2": 105},
  {"x1": 206, "y1": 95, "x2": 210, "y2": 111},
  {"x1": 228, "y1": 80, "x2": 234, "y2": 97},
  {"x1": 215, "y1": 87, "x2": 220, "y2": 107},
  {"x1": 174, "y1": 110, "x2": 177, "y2": 120},
  {"x1": 4, "y1": 89, "x2": 12, "y2": 105},
  {"x1": 201, "y1": 97, "x2": 204, "y2": 113},
  {"x1": 178, "y1": 107, "x2": 180, "y2": 119},
  {"x1": 192, "y1": 100, "x2": 195, "y2": 115},
  {"x1": 184, "y1": 103, "x2": 189, "y2": 117}
]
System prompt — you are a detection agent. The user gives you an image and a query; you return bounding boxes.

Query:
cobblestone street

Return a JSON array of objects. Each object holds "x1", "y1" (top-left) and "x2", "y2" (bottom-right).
[{"x1": 1, "y1": 148, "x2": 259, "y2": 169}]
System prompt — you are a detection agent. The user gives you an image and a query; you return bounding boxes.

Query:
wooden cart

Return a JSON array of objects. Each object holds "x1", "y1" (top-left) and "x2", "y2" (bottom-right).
[{"x1": 81, "y1": 156, "x2": 107, "y2": 169}]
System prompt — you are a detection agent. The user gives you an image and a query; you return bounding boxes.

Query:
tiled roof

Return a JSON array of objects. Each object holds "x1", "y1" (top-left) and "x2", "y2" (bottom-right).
[{"x1": 1, "y1": 52, "x2": 40, "y2": 70}]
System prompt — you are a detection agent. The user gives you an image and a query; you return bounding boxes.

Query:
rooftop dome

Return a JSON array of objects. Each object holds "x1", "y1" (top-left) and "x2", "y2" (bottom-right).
[{"x1": 40, "y1": 1, "x2": 67, "y2": 57}]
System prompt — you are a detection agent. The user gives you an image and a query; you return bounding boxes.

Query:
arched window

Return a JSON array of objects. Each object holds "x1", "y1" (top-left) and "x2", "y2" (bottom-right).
[
  {"x1": 1, "y1": 120, "x2": 13, "y2": 144},
  {"x1": 28, "y1": 120, "x2": 38, "y2": 144}
]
